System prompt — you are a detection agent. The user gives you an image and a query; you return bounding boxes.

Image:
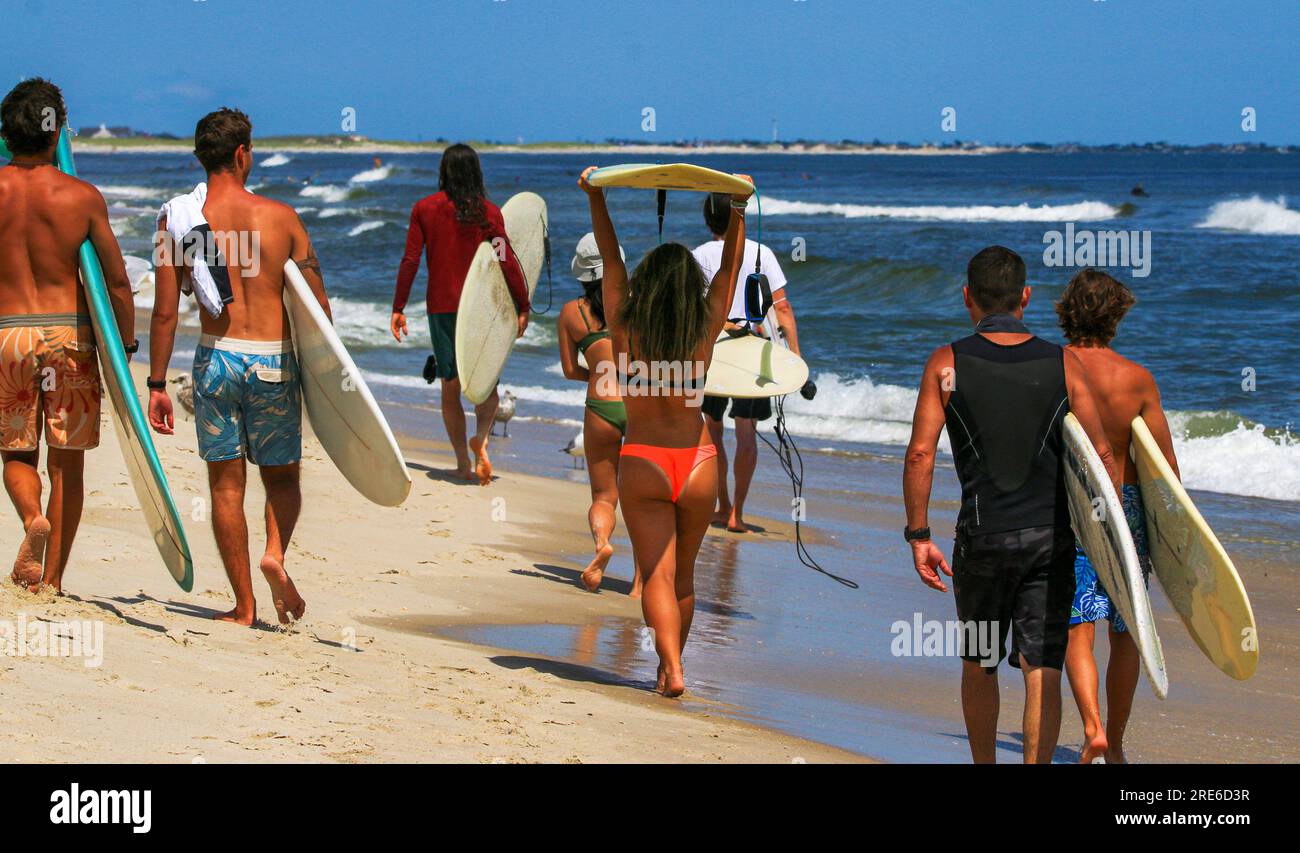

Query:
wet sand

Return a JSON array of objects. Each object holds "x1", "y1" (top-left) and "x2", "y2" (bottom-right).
[{"x1": 0, "y1": 363, "x2": 863, "y2": 764}]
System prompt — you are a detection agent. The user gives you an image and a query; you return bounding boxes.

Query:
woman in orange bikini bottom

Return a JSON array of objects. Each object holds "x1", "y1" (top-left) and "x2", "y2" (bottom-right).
[{"x1": 620, "y1": 443, "x2": 717, "y2": 502}]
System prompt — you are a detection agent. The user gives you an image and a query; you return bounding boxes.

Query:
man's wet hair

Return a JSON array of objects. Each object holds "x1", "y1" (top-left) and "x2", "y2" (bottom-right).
[
  {"x1": 703, "y1": 193, "x2": 731, "y2": 236},
  {"x1": 1055, "y1": 268, "x2": 1136, "y2": 346},
  {"x1": 966, "y1": 245, "x2": 1027, "y2": 313},
  {"x1": 193, "y1": 108, "x2": 252, "y2": 173},
  {"x1": 1, "y1": 78, "x2": 66, "y2": 156}
]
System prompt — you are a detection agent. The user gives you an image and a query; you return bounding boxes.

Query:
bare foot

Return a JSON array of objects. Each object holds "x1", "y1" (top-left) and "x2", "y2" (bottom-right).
[
  {"x1": 11, "y1": 516, "x2": 50, "y2": 588},
  {"x1": 726, "y1": 509, "x2": 749, "y2": 533},
  {"x1": 580, "y1": 543, "x2": 614, "y2": 592},
  {"x1": 259, "y1": 555, "x2": 307, "y2": 625},
  {"x1": 655, "y1": 663, "x2": 667, "y2": 694},
  {"x1": 629, "y1": 580, "x2": 643, "y2": 600},
  {"x1": 711, "y1": 505, "x2": 732, "y2": 526},
  {"x1": 468, "y1": 436, "x2": 492, "y2": 485},
  {"x1": 659, "y1": 664, "x2": 685, "y2": 698},
  {"x1": 1104, "y1": 746, "x2": 1129, "y2": 765},
  {"x1": 1080, "y1": 731, "x2": 1109, "y2": 764},
  {"x1": 452, "y1": 465, "x2": 475, "y2": 482},
  {"x1": 213, "y1": 608, "x2": 256, "y2": 627}
]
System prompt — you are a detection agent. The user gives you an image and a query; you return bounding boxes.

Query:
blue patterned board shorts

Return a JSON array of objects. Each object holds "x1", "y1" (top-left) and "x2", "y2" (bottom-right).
[
  {"x1": 193, "y1": 337, "x2": 302, "y2": 466},
  {"x1": 1071, "y1": 484, "x2": 1151, "y2": 633}
]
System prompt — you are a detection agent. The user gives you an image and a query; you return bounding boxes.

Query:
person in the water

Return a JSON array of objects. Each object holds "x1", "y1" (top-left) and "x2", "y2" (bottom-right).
[
  {"x1": 903, "y1": 246, "x2": 1118, "y2": 763},
  {"x1": 1056, "y1": 268, "x2": 1180, "y2": 764}
]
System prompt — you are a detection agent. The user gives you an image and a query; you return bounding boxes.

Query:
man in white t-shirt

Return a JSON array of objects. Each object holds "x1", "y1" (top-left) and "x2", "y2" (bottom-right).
[{"x1": 692, "y1": 193, "x2": 805, "y2": 532}]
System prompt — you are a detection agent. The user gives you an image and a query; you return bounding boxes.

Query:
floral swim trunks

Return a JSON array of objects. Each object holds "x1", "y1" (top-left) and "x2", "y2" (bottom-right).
[
  {"x1": 193, "y1": 335, "x2": 302, "y2": 466},
  {"x1": 1070, "y1": 483, "x2": 1151, "y2": 633},
  {"x1": 0, "y1": 314, "x2": 101, "y2": 452}
]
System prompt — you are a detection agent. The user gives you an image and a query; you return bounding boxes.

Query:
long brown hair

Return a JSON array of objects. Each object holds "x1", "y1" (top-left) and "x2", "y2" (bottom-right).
[
  {"x1": 438, "y1": 143, "x2": 488, "y2": 227},
  {"x1": 618, "y1": 242, "x2": 710, "y2": 364}
]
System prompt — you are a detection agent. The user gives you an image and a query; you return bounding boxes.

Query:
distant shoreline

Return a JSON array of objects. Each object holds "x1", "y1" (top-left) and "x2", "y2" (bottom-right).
[{"x1": 70, "y1": 136, "x2": 1298, "y2": 157}]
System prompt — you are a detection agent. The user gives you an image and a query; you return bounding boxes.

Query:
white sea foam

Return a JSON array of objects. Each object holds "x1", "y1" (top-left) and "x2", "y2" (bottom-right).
[
  {"x1": 751, "y1": 196, "x2": 1120, "y2": 222},
  {"x1": 1196, "y1": 195, "x2": 1300, "y2": 236},
  {"x1": 347, "y1": 220, "x2": 385, "y2": 237},
  {"x1": 1167, "y1": 413, "x2": 1300, "y2": 502},
  {"x1": 259, "y1": 153, "x2": 292, "y2": 167},
  {"x1": 97, "y1": 184, "x2": 161, "y2": 201},
  {"x1": 298, "y1": 184, "x2": 349, "y2": 204},
  {"x1": 349, "y1": 165, "x2": 392, "y2": 184},
  {"x1": 520, "y1": 320, "x2": 555, "y2": 348},
  {"x1": 764, "y1": 372, "x2": 950, "y2": 452},
  {"x1": 330, "y1": 298, "x2": 428, "y2": 348},
  {"x1": 318, "y1": 207, "x2": 350, "y2": 218},
  {"x1": 498, "y1": 383, "x2": 587, "y2": 408}
]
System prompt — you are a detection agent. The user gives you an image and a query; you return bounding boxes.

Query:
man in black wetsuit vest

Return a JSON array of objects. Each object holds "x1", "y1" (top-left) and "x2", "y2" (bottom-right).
[{"x1": 903, "y1": 246, "x2": 1118, "y2": 764}]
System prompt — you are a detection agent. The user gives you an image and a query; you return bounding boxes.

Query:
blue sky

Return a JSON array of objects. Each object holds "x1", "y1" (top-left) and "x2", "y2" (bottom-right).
[{"x1": 4, "y1": 0, "x2": 1296, "y2": 144}]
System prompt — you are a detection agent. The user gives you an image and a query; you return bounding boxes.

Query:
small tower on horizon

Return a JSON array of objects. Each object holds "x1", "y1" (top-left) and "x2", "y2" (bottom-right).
[{"x1": 771, "y1": 116, "x2": 778, "y2": 143}]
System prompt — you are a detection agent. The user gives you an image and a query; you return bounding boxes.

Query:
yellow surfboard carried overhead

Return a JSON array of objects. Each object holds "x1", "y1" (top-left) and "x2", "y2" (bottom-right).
[
  {"x1": 1130, "y1": 417, "x2": 1259, "y2": 680},
  {"x1": 587, "y1": 163, "x2": 754, "y2": 195}
]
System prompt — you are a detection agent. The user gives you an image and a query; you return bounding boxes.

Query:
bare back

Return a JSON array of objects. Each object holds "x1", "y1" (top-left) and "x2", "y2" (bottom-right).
[
  {"x1": 195, "y1": 187, "x2": 306, "y2": 341},
  {"x1": 1066, "y1": 344, "x2": 1174, "y2": 482},
  {"x1": 0, "y1": 163, "x2": 107, "y2": 316}
]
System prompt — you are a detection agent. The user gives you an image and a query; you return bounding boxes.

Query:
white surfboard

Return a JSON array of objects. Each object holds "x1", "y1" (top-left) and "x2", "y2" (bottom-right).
[
  {"x1": 501, "y1": 192, "x2": 548, "y2": 294},
  {"x1": 454, "y1": 243, "x2": 514, "y2": 405},
  {"x1": 1062, "y1": 413, "x2": 1168, "y2": 698},
  {"x1": 705, "y1": 332, "x2": 809, "y2": 399},
  {"x1": 44, "y1": 129, "x2": 194, "y2": 590},
  {"x1": 453, "y1": 194, "x2": 545, "y2": 405},
  {"x1": 588, "y1": 163, "x2": 754, "y2": 195},
  {"x1": 282, "y1": 261, "x2": 411, "y2": 507},
  {"x1": 1130, "y1": 417, "x2": 1258, "y2": 679}
]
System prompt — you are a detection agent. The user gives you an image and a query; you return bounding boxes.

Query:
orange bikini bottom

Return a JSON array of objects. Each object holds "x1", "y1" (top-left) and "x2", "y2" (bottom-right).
[{"x1": 620, "y1": 443, "x2": 718, "y2": 502}]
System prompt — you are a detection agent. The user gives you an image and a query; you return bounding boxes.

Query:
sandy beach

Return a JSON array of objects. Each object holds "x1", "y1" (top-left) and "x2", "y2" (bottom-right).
[
  {"x1": 4, "y1": 356, "x2": 1294, "y2": 764},
  {"x1": 0, "y1": 362, "x2": 864, "y2": 764}
]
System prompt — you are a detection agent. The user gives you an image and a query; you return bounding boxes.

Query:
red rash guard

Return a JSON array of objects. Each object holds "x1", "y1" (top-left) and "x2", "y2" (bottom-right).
[{"x1": 391, "y1": 192, "x2": 530, "y2": 315}]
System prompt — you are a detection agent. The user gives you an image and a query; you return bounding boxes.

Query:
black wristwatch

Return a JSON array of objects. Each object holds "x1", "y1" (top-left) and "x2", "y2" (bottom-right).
[
  {"x1": 146, "y1": 377, "x2": 168, "y2": 391},
  {"x1": 904, "y1": 526, "x2": 932, "y2": 543},
  {"x1": 124, "y1": 339, "x2": 140, "y2": 354}
]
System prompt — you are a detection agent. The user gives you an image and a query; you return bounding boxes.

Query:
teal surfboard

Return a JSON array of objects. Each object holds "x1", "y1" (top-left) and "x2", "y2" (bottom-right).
[{"x1": 0, "y1": 130, "x2": 193, "y2": 589}]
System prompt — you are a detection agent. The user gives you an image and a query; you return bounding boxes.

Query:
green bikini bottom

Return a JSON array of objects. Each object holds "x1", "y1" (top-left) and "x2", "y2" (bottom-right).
[{"x1": 585, "y1": 398, "x2": 627, "y2": 435}]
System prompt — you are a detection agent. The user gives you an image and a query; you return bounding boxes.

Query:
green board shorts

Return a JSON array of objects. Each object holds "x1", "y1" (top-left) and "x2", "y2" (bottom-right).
[{"x1": 428, "y1": 312, "x2": 458, "y2": 381}]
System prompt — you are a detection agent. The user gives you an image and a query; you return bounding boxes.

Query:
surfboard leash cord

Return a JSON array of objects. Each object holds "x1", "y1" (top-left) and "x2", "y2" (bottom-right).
[
  {"x1": 530, "y1": 216, "x2": 554, "y2": 315},
  {"x1": 759, "y1": 395, "x2": 860, "y2": 589}
]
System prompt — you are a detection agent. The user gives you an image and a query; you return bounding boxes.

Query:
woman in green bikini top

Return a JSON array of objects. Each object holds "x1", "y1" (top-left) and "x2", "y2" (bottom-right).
[{"x1": 558, "y1": 233, "x2": 638, "y2": 596}]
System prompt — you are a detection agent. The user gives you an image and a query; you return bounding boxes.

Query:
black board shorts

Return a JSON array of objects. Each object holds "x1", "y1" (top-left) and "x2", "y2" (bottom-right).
[
  {"x1": 701, "y1": 393, "x2": 772, "y2": 422},
  {"x1": 951, "y1": 524, "x2": 1076, "y2": 671}
]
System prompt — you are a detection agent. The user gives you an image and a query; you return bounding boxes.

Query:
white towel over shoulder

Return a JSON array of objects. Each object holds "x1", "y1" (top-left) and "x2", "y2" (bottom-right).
[{"x1": 157, "y1": 183, "x2": 227, "y2": 319}]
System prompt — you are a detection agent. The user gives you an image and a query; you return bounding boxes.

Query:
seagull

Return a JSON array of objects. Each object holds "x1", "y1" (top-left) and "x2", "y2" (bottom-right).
[
  {"x1": 493, "y1": 390, "x2": 516, "y2": 436},
  {"x1": 171, "y1": 375, "x2": 195, "y2": 417},
  {"x1": 560, "y1": 430, "x2": 585, "y2": 469}
]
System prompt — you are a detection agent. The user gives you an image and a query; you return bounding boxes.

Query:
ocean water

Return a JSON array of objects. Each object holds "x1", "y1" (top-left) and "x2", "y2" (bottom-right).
[
  {"x1": 95, "y1": 148, "x2": 1299, "y2": 503},
  {"x1": 86, "y1": 148, "x2": 1299, "y2": 759}
]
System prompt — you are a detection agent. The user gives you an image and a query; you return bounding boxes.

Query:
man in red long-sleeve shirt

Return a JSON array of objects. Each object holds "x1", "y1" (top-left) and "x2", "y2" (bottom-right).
[{"x1": 389, "y1": 147, "x2": 529, "y2": 484}]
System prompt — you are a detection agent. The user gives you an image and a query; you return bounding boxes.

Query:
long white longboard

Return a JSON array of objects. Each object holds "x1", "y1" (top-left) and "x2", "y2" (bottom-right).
[
  {"x1": 282, "y1": 261, "x2": 411, "y2": 507},
  {"x1": 1131, "y1": 417, "x2": 1258, "y2": 679},
  {"x1": 1062, "y1": 413, "x2": 1168, "y2": 698},
  {"x1": 454, "y1": 194, "x2": 547, "y2": 405},
  {"x1": 49, "y1": 129, "x2": 194, "y2": 589}
]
